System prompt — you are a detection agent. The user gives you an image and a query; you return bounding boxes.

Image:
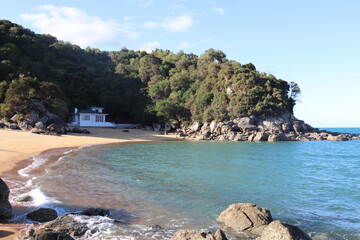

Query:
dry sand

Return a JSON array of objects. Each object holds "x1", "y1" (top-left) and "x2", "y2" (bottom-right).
[{"x1": 0, "y1": 128, "x2": 178, "y2": 239}]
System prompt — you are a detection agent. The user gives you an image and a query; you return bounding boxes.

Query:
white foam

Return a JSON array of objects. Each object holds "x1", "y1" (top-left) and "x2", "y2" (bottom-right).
[
  {"x1": 29, "y1": 188, "x2": 61, "y2": 207},
  {"x1": 18, "y1": 155, "x2": 48, "y2": 177}
]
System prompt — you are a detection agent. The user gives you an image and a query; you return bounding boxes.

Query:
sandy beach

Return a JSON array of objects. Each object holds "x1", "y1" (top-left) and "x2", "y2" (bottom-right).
[{"x1": 0, "y1": 128, "x2": 177, "y2": 239}]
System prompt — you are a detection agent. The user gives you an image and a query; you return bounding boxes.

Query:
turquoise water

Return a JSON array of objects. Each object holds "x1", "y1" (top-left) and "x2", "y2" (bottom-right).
[{"x1": 30, "y1": 128, "x2": 360, "y2": 239}]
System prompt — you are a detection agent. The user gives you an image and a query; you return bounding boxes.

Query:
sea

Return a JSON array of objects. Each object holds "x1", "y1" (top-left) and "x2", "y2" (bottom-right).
[{"x1": 6, "y1": 128, "x2": 360, "y2": 240}]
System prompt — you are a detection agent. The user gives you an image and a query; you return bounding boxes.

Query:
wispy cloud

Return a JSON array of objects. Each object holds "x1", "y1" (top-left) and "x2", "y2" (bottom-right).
[
  {"x1": 143, "y1": 14, "x2": 193, "y2": 32},
  {"x1": 20, "y1": 5, "x2": 137, "y2": 49},
  {"x1": 213, "y1": 7, "x2": 225, "y2": 16},
  {"x1": 139, "y1": 41, "x2": 160, "y2": 52}
]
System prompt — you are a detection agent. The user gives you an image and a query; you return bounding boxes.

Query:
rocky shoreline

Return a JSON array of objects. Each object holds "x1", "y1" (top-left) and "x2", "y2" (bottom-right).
[
  {"x1": 1, "y1": 177, "x2": 314, "y2": 240},
  {"x1": 173, "y1": 113, "x2": 360, "y2": 142}
]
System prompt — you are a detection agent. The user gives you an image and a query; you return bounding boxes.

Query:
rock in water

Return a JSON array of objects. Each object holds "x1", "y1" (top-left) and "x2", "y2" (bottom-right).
[
  {"x1": 170, "y1": 229, "x2": 228, "y2": 240},
  {"x1": 32, "y1": 229, "x2": 74, "y2": 240},
  {"x1": 0, "y1": 178, "x2": 12, "y2": 219},
  {"x1": 27, "y1": 208, "x2": 58, "y2": 222},
  {"x1": 80, "y1": 208, "x2": 110, "y2": 216},
  {"x1": 217, "y1": 203, "x2": 272, "y2": 236},
  {"x1": 256, "y1": 220, "x2": 312, "y2": 240}
]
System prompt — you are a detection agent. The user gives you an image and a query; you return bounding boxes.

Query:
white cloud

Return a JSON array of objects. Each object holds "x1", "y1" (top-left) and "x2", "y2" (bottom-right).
[
  {"x1": 20, "y1": 5, "x2": 137, "y2": 49},
  {"x1": 213, "y1": 7, "x2": 225, "y2": 15},
  {"x1": 143, "y1": 15, "x2": 193, "y2": 32},
  {"x1": 178, "y1": 42, "x2": 193, "y2": 49},
  {"x1": 139, "y1": 41, "x2": 160, "y2": 53}
]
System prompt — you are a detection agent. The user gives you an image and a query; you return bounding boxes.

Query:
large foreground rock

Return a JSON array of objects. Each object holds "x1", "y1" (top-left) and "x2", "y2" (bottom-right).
[
  {"x1": 256, "y1": 220, "x2": 312, "y2": 240},
  {"x1": 217, "y1": 203, "x2": 272, "y2": 235},
  {"x1": 0, "y1": 178, "x2": 12, "y2": 219},
  {"x1": 26, "y1": 208, "x2": 58, "y2": 222},
  {"x1": 18, "y1": 215, "x2": 90, "y2": 240},
  {"x1": 171, "y1": 229, "x2": 227, "y2": 240}
]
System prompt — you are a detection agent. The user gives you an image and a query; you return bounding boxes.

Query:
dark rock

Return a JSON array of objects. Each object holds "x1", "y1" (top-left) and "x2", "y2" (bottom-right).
[
  {"x1": 122, "y1": 129, "x2": 129, "y2": 132},
  {"x1": 17, "y1": 195, "x2": 33, "y2": 202},
  {"x1": 0, "y1": 122, "x2": 5, "y2": 128},
  {"x1": 153, "y1": 123, "x2": 161, "y2": 131},
  {"x1": 27, "y1": 208, "x2": 58, "y2": 222},
  {"x1": 9, "y1": 123, "x2": 19, "y2": 130},
  {"x1": 40, "y1": 215, "x2": 89, "y2": 237},
  {"x1": 33, "y1": 229, "x2": 74, "y2": 240},
  {"x1": 0, "y1": 178, "x2": 12, "y2": 219},
  {"x1": 256, "y1": 220, "x2": 312, "y2": 240},
  {"x1": 80, "y1": 208, "x2": 110, "y2": 217},
  {"x1": 218, "y1": 203, "x2": 272, "y2": 236}
]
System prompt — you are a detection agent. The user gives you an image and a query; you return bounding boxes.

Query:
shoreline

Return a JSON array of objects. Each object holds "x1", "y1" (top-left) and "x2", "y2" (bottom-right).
[{"x1": 0, "y1": 128, "x2": 178, "y2": 239}]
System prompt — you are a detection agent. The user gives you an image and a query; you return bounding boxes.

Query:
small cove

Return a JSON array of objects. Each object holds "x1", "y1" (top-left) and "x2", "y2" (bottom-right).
[{"x1": 11, "y1": 128, "x2": 360, "y2": 239}]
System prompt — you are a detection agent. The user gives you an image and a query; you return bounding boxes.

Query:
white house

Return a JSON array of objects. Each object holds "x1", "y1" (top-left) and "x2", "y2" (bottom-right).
[{"x1": 68, "y1": 106, "x2": 116, "y2": 127}]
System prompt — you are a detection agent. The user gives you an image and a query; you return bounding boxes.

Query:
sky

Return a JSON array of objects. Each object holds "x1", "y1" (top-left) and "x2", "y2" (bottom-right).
[{"x1": 1, "y1": 0, "x2": 359, "y2": 127}]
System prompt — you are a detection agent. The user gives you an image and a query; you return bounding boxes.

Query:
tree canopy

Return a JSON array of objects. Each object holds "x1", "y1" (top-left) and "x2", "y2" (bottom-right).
[{"x1": 0, "y1": 20, "x2": 300, "y2": 124}]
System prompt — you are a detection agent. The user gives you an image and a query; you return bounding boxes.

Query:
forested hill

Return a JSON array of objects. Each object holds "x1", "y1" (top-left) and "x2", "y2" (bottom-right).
[{"x1": 0, "y1": 20, "x2": 300, "y2": 124}]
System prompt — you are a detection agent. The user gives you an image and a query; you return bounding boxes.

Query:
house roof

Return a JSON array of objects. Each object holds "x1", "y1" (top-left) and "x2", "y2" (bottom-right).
[{"x1": 77, "y1": 110, "x2": 108, "y2": 114}]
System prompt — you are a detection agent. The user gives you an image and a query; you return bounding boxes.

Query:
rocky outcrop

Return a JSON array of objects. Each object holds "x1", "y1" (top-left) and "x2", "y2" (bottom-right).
[
  {"x1": 0, "y1": 178, "x2": 12, "y2": 220},
  {"x1": 176, "y1": 113, "x2": 360, "y2": 142},
  {"x1": 217, "y1": 203, "x2": 272, "y2": 236},
  {"x1": 3, "y1": 100, "x2": 68, "y2": 135},
  {"x1": 18, "y1": 215, "x2": 90, "y2": 240},
  {"x1": 26, "y1": 208, "x2": 58, "y2": 222},
  {"x1": 256, "y1": 220, "x2": 312, "y2": 240},
  {"x1": 170, "y1": 229, "x2": 227, "y2": 240}
]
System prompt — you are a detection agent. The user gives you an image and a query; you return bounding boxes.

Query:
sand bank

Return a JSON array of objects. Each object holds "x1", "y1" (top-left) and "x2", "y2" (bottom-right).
[{"x1": 0, "y1": 128, "x2": 177, "y2": 239}]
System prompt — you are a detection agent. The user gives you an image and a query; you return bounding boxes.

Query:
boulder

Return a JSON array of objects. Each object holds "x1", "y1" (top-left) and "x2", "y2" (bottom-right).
[
  {"x1": 327, "y1": 134, "x2": 349, "y2": 141},
  {"x1": 27, "y1": 208, "x2": 58, "y2": 222},
  {"x1": 32, "y1": 229, "x2": 74, "y2": 240},
  {"x1": 39, "y1": 215, "x2": 89, "y2": 237},
  {"x1": 9, "y1": 123, "x2": 19, "y2": 130},
  {"x1": 19, "y1": 121, "x2": 32, "y2": 130},
  {"x1": 201, "y1": 123, "x2": 211, "y2": 135},
  {"x1": 170, "y1": 229, "x2": 227, "y2": 240},
  {"x1": 0, "y1": 122, "x2": 5, "y2": 128},
  {"x1": 0, "y1": 179, "x2": 12, "y2": 220},
  {"x1": 26, "y1": 111, "x2": 39, "y2": 125},
  {"x1": 209, "y1": 121, "x2": 217, "y2": 133},
  {"x1": 268, "y1": 133, "x2": 288, "y2": 142},
  {"x1": 217, "y1": 203, "x2": 272, "y2": 236},
  {"x1": 256, "y1": 220, "x2": 312, "y2": 240},
  {"x1": 35, "y1": 121, "x2": 45, "y2": 130},
  {"x1": 234, "y1": 117, "x2": 258, "y2": 131},
  {"x1": 153, "y1": 123, "x2": 161, "y2": 131},
  {"x1": 80, "y1": 208, "x2": 110, "y2": 217},
  {"x1": 190, "y1": 122, "x2": 202, "y2": 132},
  {"x1": 253, "y1": 132, "x2": 269, "y2": 141}
]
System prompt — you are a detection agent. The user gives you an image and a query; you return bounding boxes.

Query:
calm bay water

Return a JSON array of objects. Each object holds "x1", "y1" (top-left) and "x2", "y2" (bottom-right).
[{"x1": 27, "y1": 128, "x2": 360, "y2": 239}]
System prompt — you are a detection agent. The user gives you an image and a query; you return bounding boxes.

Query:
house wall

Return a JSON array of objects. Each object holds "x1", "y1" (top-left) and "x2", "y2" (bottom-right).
[{"x1": 78, "y1": 113, "x2": 115, "y2": 127}]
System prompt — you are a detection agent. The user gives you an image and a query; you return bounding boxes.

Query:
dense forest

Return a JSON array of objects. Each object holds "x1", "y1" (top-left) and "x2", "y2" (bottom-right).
[{"x1": 0, "y1": 20, "x2": 300, "y2": 124}]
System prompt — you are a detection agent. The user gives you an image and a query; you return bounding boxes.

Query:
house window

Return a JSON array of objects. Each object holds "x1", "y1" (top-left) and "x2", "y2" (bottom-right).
[
  {"x1": 82, "y1": 115, "x2": 90, "y2": 121},
  {"x1": 96, "y1": 115, "x2": 104, "y2": 122}
]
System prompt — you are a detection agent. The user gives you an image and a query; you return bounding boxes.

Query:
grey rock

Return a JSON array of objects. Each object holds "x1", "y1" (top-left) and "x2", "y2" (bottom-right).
[
  {"x1": 171, "y1": 229, "x2": 227, "y2": 240},
  {"x1": 19, "y1": 121, "x2": 32, "y2": 130},
  {"x1": 27, "y1": 208, "x2": 58, "y2": 222},
  {"x1": 256, "y1": 220, "x2": 312, "y2": 240},
  {"x1": 153, "y1": 123, "x2": 161, "y2": 131},
  {"x1": 9, "y1": 123, "x2": 19, "y2": 130},
  {"x1": 33, "y1": 229, "x2": 74, "y2": 240},
  {"x1": 218, "y1": 203, "x2": 273, "y2": 236},
  {"x1": 40, "y1": 215, "x2": 89, "y2": 237},
  {"x1": 253, "y1": 132, "x2": 269, "y2": 141},
  {"x1": 327, "y1": 134, "x2": 349, "y2": 141},
  {"x1": 190, "y1": 122, "x2": 202, "y2": 132}
]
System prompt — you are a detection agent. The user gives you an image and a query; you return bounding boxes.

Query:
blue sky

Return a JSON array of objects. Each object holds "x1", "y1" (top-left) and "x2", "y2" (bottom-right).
[{"x1": 1, "y1": 0, "x2": 359, "y2": 127}]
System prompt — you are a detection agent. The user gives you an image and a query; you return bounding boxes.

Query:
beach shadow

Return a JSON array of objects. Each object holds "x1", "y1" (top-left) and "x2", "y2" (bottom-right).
[{"x1": 0, "y1": 230, "x2": 15, "y2": 238}]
